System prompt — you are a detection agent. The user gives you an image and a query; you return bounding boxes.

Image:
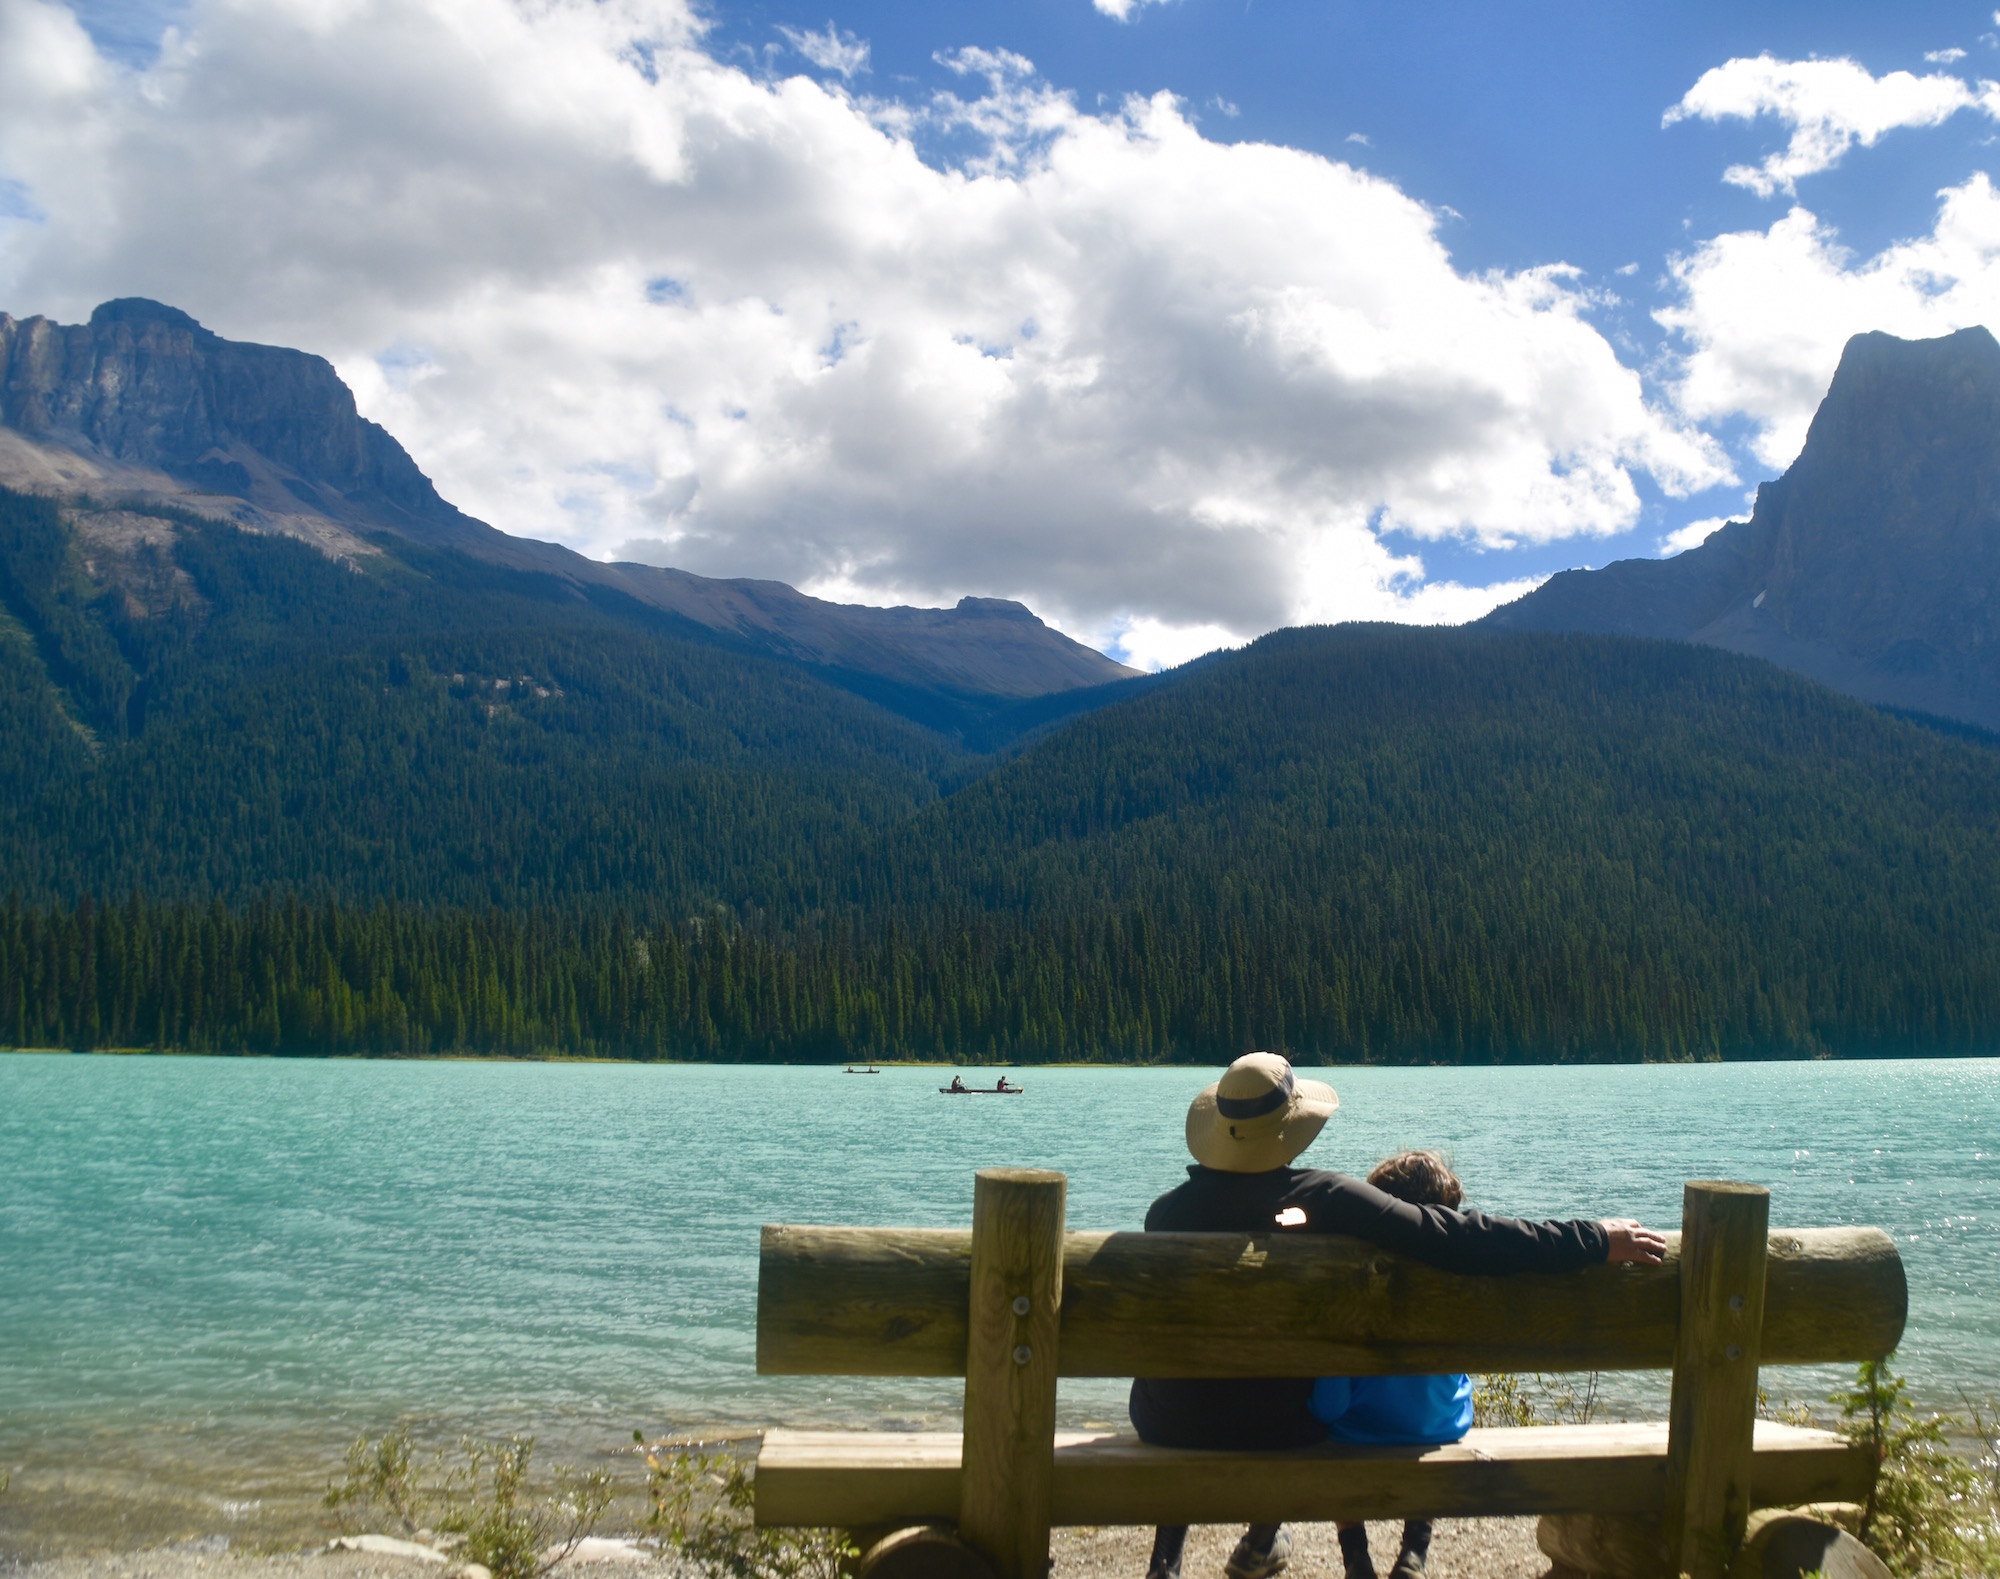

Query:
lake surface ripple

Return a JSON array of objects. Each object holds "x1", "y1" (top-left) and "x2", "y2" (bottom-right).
[{"x1": 1, "y1": 1055, "x2": 1995, "y2": 1545}]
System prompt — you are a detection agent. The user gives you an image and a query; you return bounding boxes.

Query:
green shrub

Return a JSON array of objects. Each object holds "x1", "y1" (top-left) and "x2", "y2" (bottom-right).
[
  {"x1": 447, "y1": 1437, "x2": 613, "y2": 1579},
  {"x1": 325, "y1": 1426, "x2": 435, "y2": 1537},
  {"x1": 1836, "y1": 1360, "x2": 1998, "y2": 1578},
  {"x1": 1471, "y1": 1372, "x2": 1601, "y2": 1428},
  {"x1": 639, "y1": 1435, "x2": 854, "y2": 1579},
  {"x1": 325, "y1": 1427, "x2": 611, "y2": 1579}
]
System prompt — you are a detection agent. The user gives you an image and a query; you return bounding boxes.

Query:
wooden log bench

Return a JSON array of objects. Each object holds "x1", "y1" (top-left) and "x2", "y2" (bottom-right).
[{"x1": 755, "y1": 1170, "x2": 1906, "y2": 1579}]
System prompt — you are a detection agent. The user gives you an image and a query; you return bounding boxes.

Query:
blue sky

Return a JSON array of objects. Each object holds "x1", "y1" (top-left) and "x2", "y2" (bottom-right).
[
  {"x1": 689, "y1": 0, "x2": 2000, "y2": 585},
  {"x1": 701, "y1": 0, "x2": 1981, "y2": 269},
  {"x1": 13, "y1": 0, "x2": 2000, "y2": 662}
]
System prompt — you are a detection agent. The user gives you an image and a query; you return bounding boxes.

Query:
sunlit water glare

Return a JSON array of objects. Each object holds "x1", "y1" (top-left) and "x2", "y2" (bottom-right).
[{"x1": 1, "y1": 1054, "x2": 1994, "y2": 1549}]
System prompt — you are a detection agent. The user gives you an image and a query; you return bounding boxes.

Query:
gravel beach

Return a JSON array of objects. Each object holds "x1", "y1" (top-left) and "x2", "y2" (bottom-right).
[
  {"x1": 6, "y1": 1521, "x2": 1554, "y2": 1579},
  {"x1": 1052, "y1": 1518, "x2": 1550, "y2": 1579}
]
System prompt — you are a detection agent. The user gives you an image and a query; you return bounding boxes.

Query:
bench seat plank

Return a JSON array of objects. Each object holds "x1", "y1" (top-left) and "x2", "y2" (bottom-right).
[{"x1": 755, "y1": 1423, "x2": 1870, "y2": 1529}]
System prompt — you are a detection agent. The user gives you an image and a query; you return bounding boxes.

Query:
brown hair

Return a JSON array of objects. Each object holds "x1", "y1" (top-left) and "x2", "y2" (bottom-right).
[{"x1": 1366, "y1": 1150, "x2": 1463, "y2": 1209}]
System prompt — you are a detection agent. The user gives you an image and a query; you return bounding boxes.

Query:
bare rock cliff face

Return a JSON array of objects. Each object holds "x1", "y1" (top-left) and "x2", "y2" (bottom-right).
[
  {"x1": 0, "y1": 299, "x2": 459, "y2": 535},
  {"x1": 0, "y1": 298, "x2": 1137, "y2": 719},
  {"x1": 1484, "y1": 326, "x2": 2000, "y2": 730}
]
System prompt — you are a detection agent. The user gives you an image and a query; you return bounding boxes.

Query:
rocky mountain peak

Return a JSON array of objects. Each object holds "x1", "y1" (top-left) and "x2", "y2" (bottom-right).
[
  {"x1": 955, "y1": 596, "x2": 1040, "y2": 621},
  {"x1": 88, "y1": 298, "x2": 213, "y2": 335},
  {"x1": 1810, "y1": 324, "x2": 2000, "y2": 446},
  {"x1": 1484, "y1": 325, "x2": 2000, "y2": 730},
  {"x1": 0, "y1": 299, "x2": 452, "y2": 530},
  {"x1": 0, "y1": 299, "x2": 1137, "y2": 733}
]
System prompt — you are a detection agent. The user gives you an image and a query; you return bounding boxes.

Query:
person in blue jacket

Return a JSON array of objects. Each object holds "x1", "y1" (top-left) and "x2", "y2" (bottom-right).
[{"x1": 1310, "y1": 1151, "x2": 1473, "y2": 1579}]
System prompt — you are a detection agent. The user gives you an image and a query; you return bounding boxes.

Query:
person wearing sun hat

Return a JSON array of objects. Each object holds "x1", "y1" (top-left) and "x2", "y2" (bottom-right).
[{"x1": 1131, "y1": 1053, "x2": 1665, "y2": 1579}]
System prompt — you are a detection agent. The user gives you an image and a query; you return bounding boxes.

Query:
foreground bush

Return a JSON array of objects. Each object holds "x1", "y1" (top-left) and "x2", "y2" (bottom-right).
[
  {"x1": 1837, "y1": 1361, "x2": 2000, "y2": 1578},
  {"x1": 639, "y1": 1436, "x2": 853, "y2": 1579},
  {"x1": 326, "y1": 1428, "x2": 611, "y2": 1579}
]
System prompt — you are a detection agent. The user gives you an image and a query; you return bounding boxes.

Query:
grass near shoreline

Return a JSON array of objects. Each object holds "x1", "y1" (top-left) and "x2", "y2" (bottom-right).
[
  {"x1": 295, "y1": 1363, "x2": 1998, "y2": 1579},
  {"x1": 5, "y1": 1369, "x2": 1994, "y2": 1577}
]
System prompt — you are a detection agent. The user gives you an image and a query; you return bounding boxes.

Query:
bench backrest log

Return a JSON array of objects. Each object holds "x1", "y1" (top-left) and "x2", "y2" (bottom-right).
[{"x1": 757, "y1": 1171, "x2": 1907, "y2": 1579}]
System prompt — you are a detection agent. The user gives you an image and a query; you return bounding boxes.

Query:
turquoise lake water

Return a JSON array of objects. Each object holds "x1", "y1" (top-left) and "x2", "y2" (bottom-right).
[{"x1": 2, "y1": 1053, "x2": 1997, "y2": 1541}]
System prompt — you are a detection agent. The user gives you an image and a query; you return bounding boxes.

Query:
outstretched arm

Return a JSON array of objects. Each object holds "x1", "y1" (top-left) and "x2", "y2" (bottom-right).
[
  {"x1": 1290, "y1": 1173, "x2": 1613, "y2": 1273},
  {"x1": 1284, "y1": 1175, "x2": 1676, "y2": 1274},
  {"x1": 1602, "y1": 1218, "x2": 1667, "y2": 1265}
]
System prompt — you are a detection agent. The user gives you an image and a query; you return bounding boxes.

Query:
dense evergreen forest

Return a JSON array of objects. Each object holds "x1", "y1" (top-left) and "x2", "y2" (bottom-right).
[
  {"x1": 6, "y1": 485, "x2": 2000, "y2": 1062},
  {"x1": 0, "y1": 487, "x2": 957, "y2": 910}
]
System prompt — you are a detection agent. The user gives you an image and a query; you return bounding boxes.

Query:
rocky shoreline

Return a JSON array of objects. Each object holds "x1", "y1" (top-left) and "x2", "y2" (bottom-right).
[
  {"x1": 1053, "y1": 1518, "x2": 1550, "y2": 1578},
  {"x1": 6, "y1": 1521, "x2": 1554, "y2": 1579}
]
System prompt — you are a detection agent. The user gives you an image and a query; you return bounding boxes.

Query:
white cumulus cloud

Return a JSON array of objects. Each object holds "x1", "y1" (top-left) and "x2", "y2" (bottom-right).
[
  {"x1": 1658, "y1": 516, "x2": 1733, "y2": 556},
  {"x1": 1107, "y1": 616, "x2": 1241, "y2": 671},
  {"x1": 777, "y1": 21, "x2": 869, "y2": 78},
  {"x1": 1665, "y1": 53, "x2": 1991, "y2": 196},
  {"x1": 0, "y1": 0, "x2": 1728, "y2": 657},
  {"x1": 1659, "y1": 174, "x2": 2000, "y2": 468}
]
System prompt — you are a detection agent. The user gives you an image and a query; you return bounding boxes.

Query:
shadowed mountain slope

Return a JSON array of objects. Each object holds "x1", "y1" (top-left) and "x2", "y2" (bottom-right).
[
  {"x1": 13, "y1": 308, "x2": 2000, "y2": 1060},
  {"x1": 1483, "y1": 327, "x2": 2000, "y2": 730},
  {"x1": 0, "y1": 299, "x2": 1135, "y2": 733},
  {"x1": 13, "y1": 621, "x2": 2000, "y2": 1060},
  {"x1": 0, "y1": 483, "x2": 968, "y2": 911}
]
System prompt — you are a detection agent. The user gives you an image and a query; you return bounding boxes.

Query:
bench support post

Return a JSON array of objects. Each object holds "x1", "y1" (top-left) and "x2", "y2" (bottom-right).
[
  {"x1": 958, "y1": 1168, "x2": 1067, "y2": 1579},
  {"x1": 1661, "y1": 1180, "x2": 1770, "y2": 1579}
]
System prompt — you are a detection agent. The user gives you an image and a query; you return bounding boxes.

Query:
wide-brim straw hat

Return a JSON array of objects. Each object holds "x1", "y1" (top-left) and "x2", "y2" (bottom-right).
[{"x1": 1185, "y1": 1052, "x2": 1339, "y2": 1172}]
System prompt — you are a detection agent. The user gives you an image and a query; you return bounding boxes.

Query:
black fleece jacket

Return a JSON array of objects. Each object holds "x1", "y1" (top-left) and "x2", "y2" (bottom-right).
[{"x1": 1127, "y1": 1164, "x2": 1611, "y2": 1450}]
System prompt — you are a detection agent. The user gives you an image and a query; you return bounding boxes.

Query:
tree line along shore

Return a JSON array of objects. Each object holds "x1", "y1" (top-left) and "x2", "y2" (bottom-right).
[{"x1": 6, "y1": 890, "x2": 1997, "y2": 1062}]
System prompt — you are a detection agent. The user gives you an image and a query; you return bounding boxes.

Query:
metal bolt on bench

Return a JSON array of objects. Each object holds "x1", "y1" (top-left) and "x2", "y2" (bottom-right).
[{"x1": 755, "y1": 1172, "x2": 1906, "y2": 1579}]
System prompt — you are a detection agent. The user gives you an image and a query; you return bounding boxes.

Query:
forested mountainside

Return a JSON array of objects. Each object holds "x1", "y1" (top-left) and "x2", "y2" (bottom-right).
[
  {"x1": 0, "y1": 486, "x2": 960, "y2": 910},
  {"x1": 9, "y1": 535, "x2": 2000, "y2": 1062},
  {"x1": 0, "y1": 299, "x2": 1134, "y2": 734},
  {"x1": 1485, "y1": 326, "x2": 2000, "y2": 731}
]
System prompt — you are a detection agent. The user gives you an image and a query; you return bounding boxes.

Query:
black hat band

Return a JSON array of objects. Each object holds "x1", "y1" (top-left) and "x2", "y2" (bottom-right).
[{"x1": 1215, "y1": 1068, "x2": 1294, "y2": 1121}]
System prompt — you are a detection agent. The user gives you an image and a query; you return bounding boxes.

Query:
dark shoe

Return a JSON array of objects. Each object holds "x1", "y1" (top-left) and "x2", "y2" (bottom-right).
[
  {"x1": 1224, "y1": 1527, "x2": 1292, "y2": 1579},
  {"x1": 1386, "y1": 1548, "x2": 1425, "y2": 1579},
  {"x1": 1337, "y1": 1523, "x2": 1375, "y2": 1579},
  {"x1": 1146, "y1": 1564, "x2": 1181, "y2": 1579}
]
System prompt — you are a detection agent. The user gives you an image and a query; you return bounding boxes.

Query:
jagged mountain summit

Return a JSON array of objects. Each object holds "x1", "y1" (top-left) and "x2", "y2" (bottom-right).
[
  {"x1": 1484, "y1": 326, "x2": 2000, "y2": 731},
  {"x1": 0, "y1": 298, "x2": 1135, "y2": 728}
]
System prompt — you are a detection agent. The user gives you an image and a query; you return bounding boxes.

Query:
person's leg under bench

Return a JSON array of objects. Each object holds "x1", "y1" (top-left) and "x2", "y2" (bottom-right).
[
  {"x1": 1336, "y1": 1519, "x2": 1431, "y2": 1579},
  {"x1": 1144, "y1": 1523, "x2": 1291, "y2": 1579}
]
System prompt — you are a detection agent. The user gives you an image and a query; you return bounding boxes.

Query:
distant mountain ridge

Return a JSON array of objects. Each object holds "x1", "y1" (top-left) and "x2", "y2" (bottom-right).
[
  {"x1": 0, "y1": 298, "x2": 1135, "y2": 729},
  {"x1": 1484, "y1": 326, "x2": 2000, "y2": 730}
]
